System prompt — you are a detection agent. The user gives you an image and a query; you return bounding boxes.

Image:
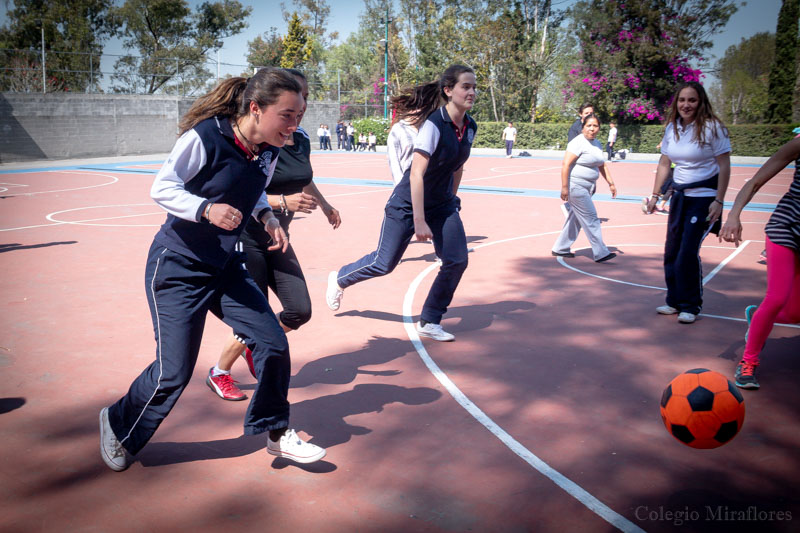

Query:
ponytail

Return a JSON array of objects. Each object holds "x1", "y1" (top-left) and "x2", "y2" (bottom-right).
[
  {"x1": 178, "y1": 67, "x2": 301, "y2": 135},
  {"x1": 390, "y1": 81, "x2": 442, "y2": 128}
]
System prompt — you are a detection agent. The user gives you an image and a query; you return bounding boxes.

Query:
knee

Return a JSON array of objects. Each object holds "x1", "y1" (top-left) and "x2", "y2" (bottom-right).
[
  {"x1": 280, "y1": 301, "x2": 312, "y2": 330},
  {"x1": 441, "y1": 255, "x2": 468, "y2": 274}
]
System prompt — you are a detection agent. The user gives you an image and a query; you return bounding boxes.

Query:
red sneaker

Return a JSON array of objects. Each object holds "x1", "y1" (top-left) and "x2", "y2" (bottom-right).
[
  {"x1": 241, "y1": 348, "x2": 256, "y2": 378},
  {"x1": 206, "y1": 367, "x2": 247, "y2": 400}
]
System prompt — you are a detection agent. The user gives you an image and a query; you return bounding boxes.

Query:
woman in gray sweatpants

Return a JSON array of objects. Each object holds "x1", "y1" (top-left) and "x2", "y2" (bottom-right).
[{"x1": 552, "y1": 113, "x2": 618, "y2": 262}]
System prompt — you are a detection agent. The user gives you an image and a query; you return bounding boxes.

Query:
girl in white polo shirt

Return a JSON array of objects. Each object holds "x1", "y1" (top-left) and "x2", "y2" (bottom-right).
[{"x1": 645, "y1": 82, "x2": 731, "y2": 324}]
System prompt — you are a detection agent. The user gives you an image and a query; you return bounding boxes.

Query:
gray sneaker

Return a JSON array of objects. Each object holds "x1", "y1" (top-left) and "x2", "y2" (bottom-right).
[
  {"x1": 416, "y1": 321, "x2": 455, "y2": 342},
  {"x1": 99, "y1": 407, "x2": 132, "y2": 472},
  {"x1": 656, "y1": 305, "x2": 678, "y2": 315},
  {"x1": 677, "y1": 312, "x2": 697, "y2": 324}
]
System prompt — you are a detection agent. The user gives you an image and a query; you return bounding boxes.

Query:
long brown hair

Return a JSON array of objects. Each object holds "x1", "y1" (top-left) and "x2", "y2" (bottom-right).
[
  {"x1": 667, "y1": 81, "x2": 727, "y2": 145},
  {"x1": 178, "y1": 67, "x2": 301, "y2": 135},
  {"x1": 390, "y1": 81, "x2": 441, "y2": 128}
]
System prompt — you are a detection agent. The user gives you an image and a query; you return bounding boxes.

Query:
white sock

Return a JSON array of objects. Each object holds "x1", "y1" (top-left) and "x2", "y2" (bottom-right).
[{"x1": 212, "y1": 366, "x2": 230, "y2": 377}]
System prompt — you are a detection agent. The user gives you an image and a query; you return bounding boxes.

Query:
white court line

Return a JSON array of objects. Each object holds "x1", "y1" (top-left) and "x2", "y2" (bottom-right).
[
  {"x1": 402, "y1": 237, "x2": 645, "y2": 533},
  {"x1": 463, "y1": 166, "x2": 561, "y2": 184},
  {"x1": 702, "y1": 240, "x2": 751, "y2": 285},
  {"x1": 0, "y1": 170, "x2": 119, "y2": 197},
  {"x1": 325, "y1": 187, "x2": 392, "y2": 199}
]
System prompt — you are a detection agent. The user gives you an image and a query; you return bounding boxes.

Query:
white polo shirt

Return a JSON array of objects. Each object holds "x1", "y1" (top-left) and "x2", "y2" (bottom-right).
[{"x1": 661, "y1": 120, "x2": 731, "y2": 197}]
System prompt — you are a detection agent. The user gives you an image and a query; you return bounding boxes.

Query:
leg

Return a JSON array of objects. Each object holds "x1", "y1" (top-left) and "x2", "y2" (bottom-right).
[
  {"x1": 335, "y1": 207, "x2": 415, "y2": 289},
  {"x1": 743, "y1": 237, "x2": 800, "y2": 363},
  {"x1": 420, "y1": 209, "x2": 468, "y2": 324},
  {"x1": 562, "y1": 183, "x2": 611, "y2": 261},
  {"x1": 552, "y1": 201, "x2": 582, "y2": 255},
  {"x1": 670, "y1": 197, "x2": 714, "y2": 314},
  {"x1": 107, "y1": 245, "x2": 217, "y2": 455},
  {"x1": 267, "y1": 243, "x2": 312, "y2": 330},
  {"x1": 212, "y1": 261, "x2": 291, "y2": 435}
]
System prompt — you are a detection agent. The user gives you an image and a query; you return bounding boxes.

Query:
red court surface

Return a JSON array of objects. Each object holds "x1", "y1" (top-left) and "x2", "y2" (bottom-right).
[{"x1": 1, "y1": 151, "x2": 798, "y2": 533}]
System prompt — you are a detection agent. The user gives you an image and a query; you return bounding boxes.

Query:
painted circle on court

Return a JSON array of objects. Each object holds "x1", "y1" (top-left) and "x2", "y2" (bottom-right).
[{"x1": 46, "y1": 204, "x2": 164, "y2": 227}]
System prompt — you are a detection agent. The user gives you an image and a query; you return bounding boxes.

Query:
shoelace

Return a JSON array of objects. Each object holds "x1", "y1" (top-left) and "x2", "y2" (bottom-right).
[
  {"x1": 740, "y1": 363, "x2": 756, "y2": 377},
  {"x1": 216, "y1": 374, "x2": 239, "y2": 393}
]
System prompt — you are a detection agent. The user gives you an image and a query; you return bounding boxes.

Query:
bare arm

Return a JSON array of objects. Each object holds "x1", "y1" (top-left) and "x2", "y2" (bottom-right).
[
  {"x1": 720, "y1": 137, "x2": 800, "y2": 245},
  {"x1": 646, "y1": 155, "x2": 673, "y2": 213},
  {"x1": 410, "y1": 151, "x2": 432, "y2": 241},
  {"x1": 707, "y1": 152, "x2": 731, "y2": 226},
  {"x1": 560, "y1": 151, "x2": 579, "y2": 201},
  {"x1": 303, "y1": 180, "x2": 341, "y2": 229},
  {"x1": 598, "y1": 163, "x2": 617, "y2": 198}
]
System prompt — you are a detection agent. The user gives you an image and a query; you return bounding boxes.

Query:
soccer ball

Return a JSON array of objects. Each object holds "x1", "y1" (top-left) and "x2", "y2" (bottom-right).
[{"x1": 660, "y1": 368, "x2": 745, "y2": 449}]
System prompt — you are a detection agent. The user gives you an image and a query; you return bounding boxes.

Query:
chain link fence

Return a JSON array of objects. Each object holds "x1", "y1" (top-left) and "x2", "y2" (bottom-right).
[{"x1": 1, "y1": 47, "x2": 389, "y2": 119}]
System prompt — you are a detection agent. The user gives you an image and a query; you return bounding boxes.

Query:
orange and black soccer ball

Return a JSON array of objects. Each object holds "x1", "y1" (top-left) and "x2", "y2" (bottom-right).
[{"x1": 660, "y1": 368, "x2": 745, "y2": 449}]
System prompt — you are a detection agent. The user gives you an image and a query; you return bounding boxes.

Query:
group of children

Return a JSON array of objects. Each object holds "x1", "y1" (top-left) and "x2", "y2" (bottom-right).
[{"x1": 100, "y1": 65, "x2": 798, "y2": 473}]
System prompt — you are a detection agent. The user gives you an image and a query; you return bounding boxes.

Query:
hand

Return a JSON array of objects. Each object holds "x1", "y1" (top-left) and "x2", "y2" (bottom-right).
[
  {"x1": 707, "y1": 200, "x2": 723, "y2": 227},
  {"x1": 645, "y1": 196, "x2": 658, "y2": 214},
  {"x1": 414, "y1": 219, "x2": 433, "y2": 242},
  {"x1": 609, "y1": 183, "x2": 617, "y2": 199},
  {"x1": 207, "y1": 203, "x2": 242, "y2": 231},
  {"x1": 323, "y1": 205, "x2": 341, "y2": 229},
  {"x1": 560, "y1": 186, "x2": 569, "y2": 202},
  {"x1": 283, "y1": 192, "x2": 318, "y2": 213},
  {"x1": 719, "y1": 215, "x2": 742, "y2": 246},
  {"x1": 265, "y1": 218, "x2": 289, "y2": 252}
]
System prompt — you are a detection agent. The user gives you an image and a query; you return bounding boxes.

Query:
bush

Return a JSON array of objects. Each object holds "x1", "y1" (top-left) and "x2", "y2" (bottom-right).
[
  {"x1": 351, "y1": 117, "x2": 390, "y2": 146},
  {"x1": 473, "y1": 121, "x2": 799, "y2": 156}
]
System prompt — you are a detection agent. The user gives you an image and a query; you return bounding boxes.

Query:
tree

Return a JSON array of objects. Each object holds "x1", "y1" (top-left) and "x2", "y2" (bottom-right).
[
  {"x1": 280, "y1": 12, "x2": 313, "y2": 69},
  {"x1": 766, "y1": 0, "x2": 799, "y2": 123},
  {"x1": 565, "y1": 0, "x2": 737, "y2": 123},
  {"x1": 0, "y1": 0, "x2": 117, "y2": 92},
  {"x1": 715, "y1": 33, "x2": 775, "y2": 124},
  {"x1": 110, "y1": 0, "x2": 251, "y2": 94},
  {"x1": 247, "y1": 28, "x2": 284, "y2": 69}
]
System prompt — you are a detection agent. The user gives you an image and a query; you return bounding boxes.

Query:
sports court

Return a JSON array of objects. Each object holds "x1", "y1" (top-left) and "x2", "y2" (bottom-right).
[{"x1": 1, "y1": 150, "x2": 798, "y2": 532}]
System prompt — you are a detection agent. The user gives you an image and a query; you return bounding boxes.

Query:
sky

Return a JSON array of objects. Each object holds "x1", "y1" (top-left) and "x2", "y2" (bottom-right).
[{"x1": 0, "y1": 0, "x2": 785, "y2": 87}]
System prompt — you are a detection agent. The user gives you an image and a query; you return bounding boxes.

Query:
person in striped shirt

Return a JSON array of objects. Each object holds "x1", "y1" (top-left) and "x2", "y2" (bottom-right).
[{"x1": 720, "y1": 136, "x2": 800, "y2": 389}]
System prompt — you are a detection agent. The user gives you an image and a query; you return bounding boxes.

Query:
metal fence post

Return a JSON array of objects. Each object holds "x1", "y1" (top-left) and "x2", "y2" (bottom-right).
[
  {"x1": 41, "y1": 25, "x2": 45, "y2": 94},
  {"x1": 89, "y1": 52, "x2": 93, "y2": 93}
]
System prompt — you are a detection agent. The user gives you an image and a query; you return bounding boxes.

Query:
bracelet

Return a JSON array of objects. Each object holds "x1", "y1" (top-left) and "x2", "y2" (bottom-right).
[
  {"x1": 279, "y1": 194, "x2": 287, "y2": 215},
  {"x1": 651, "y1": 193, "x2": 662, "y2": 199},
  {"x1": 203, "y1": 202, "x2": 213, "y2": 219},
  {"x1": 713, "y1": 199, "x2": 724, "y2": 205}
]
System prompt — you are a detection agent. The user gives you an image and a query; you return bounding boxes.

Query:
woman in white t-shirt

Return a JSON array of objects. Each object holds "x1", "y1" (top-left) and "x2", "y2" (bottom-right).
[
  {"x1": 386, "y1": 81, "x2": 442, "y2": 184},
  {"x1": 644, "y1": 82, "x2": 731, "y2": 324},
  {"x1": 552, "y1": 113, "x2": 617, "y2": 262}
]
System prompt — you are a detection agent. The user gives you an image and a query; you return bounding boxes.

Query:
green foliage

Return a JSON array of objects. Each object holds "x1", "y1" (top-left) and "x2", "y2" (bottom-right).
[
  {"x1": 714, "y1": 33, "x2": 775, "y2": 124},
  {"x1": 766, "y1": 0, "x2": 800, "y2": 123},
  {"x1": 281, "y1": 12, "x2": 313, "y2": 68},
  {"x1": 0, "y1": 0, "x2": 117, "y2": 92},
  {"x1": 111, "y1": 0, "x2": 251, "y2": 94},
  {"x1": 566, "y1": 0, "x2": 737, "y2": 124},
  {"x1": 352, "y1": 117, "x2": 391, "y2": 145},
  {"x1": 473, "y1": 122, "x2": 797, "y2": 156},
  {"x1": 247, "y1": 28, "x2": 284, "y2": 69}
]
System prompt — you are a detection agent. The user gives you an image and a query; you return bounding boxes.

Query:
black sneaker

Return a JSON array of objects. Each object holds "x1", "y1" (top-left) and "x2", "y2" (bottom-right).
[{"x1": 734, "y1": 360, "x2": 760, "y2": 390}]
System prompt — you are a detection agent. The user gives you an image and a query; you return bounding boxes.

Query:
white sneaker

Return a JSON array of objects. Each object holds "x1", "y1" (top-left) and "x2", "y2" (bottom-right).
[
  {"x1": 267, "y1": 429, "x2": 326, "y2": 464},
  {"x1": 99, "y1": 407, "x2": 132, "y2": 472},
  {"x1": 641, "y1": 197, "x2": 650, "y2": 214},
  {"x1": 678, "y1": 312, "x2": 697, "y2": 324},
  {"x1": 326, "y1": 271, "x2": 343, "y2": 311},
  {"x1": 656, "y1": 305, "x2": 678, "y2": 315},
  {"x1": 416, "y1": 321, "x2": 455, "y2": 342}
]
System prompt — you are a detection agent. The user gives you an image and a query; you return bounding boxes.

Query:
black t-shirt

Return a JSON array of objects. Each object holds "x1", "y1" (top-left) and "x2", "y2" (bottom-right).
[
  {"x1": 267, "y1": 130, "x2": 313, "y2": 195},
  {"x1": 241, "y1": 129, "x2": 313, "y2": 245}
]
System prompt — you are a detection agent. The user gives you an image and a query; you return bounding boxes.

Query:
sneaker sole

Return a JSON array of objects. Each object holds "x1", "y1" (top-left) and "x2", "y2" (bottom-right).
[
  {"x1": 735, "y1": 381, "x2": 760, "y2": 390},
  {"x1": 417, "y1": 331, "x2": 455, "y2": 342},
  {"x1": 267, "y1": 446, "x2": 327, "y2": 464},
  {"x1": 205, "y1": 376, "x2": 247, "y2": 401},
  {"x1": 656, "y1": 307, "x2": 678, "y2": 315},
  {"x1": 99, "y1": 408, "x2": 129, "y2": 472}
]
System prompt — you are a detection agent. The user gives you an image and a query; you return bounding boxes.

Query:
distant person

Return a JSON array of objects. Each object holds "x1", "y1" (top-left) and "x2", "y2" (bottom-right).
[
  {"x1": 368, "y1": 131, "x2": 377, "y2": 151},
  {"x1": 502, "y1": 121, "x2": 517, "y2": 158},
  {"x1": 551, "y1": 113, "x2": 617, "y2": 262},
  {"x1": 336, "y1": 121, "x2": 344, "y2": 150},
  {"x1": 568, "y1": 103, "x2": 594, "y2": 142},
  {"x1": 324, "y1": 124, "x2": 333, "y2": 150},
  {"x1": 606, "y1": 120, "x2": 617, "y2": 161},
  {"x1": 358, "y1": 132, "x2": 367, "y2": 151},
  {"x1": 317, "y1": 123, "x2": 326, "y2": 150},
  {"x1": 347, "y1": 122, "x2": 355, "y2": 151},
  {"x1": 644, "y1": 81, "x2": 731, "y2": 325}
]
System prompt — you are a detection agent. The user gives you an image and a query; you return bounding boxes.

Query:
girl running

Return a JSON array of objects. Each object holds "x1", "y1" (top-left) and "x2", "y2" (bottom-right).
[
  {"x1": 720, "y1": 136, "x2": 800, "y2": 389},
  {"x1": 386, "y1": 81, "x2": 441, "y2": 185},
  {"x1": 326, "y1": 65, "x2": 477, "y2": 342},
  {"x1": 644, "y1": 81, "x2": 731, "y2": 324},
  {"x1": 99, "y1": 68, "x2": 326, "y2": 472},
  {"x1": 551, "y1": 113, "x2": 618, "y2": 262},
  {"x1": 206, "y1": 69, "x2": 341, "y2": 401}
]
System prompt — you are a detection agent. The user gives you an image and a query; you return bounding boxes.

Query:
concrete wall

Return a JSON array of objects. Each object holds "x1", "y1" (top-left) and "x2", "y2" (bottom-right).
[{"x1": 0, "y1": 93, "x2": 340, "y2": 163}]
